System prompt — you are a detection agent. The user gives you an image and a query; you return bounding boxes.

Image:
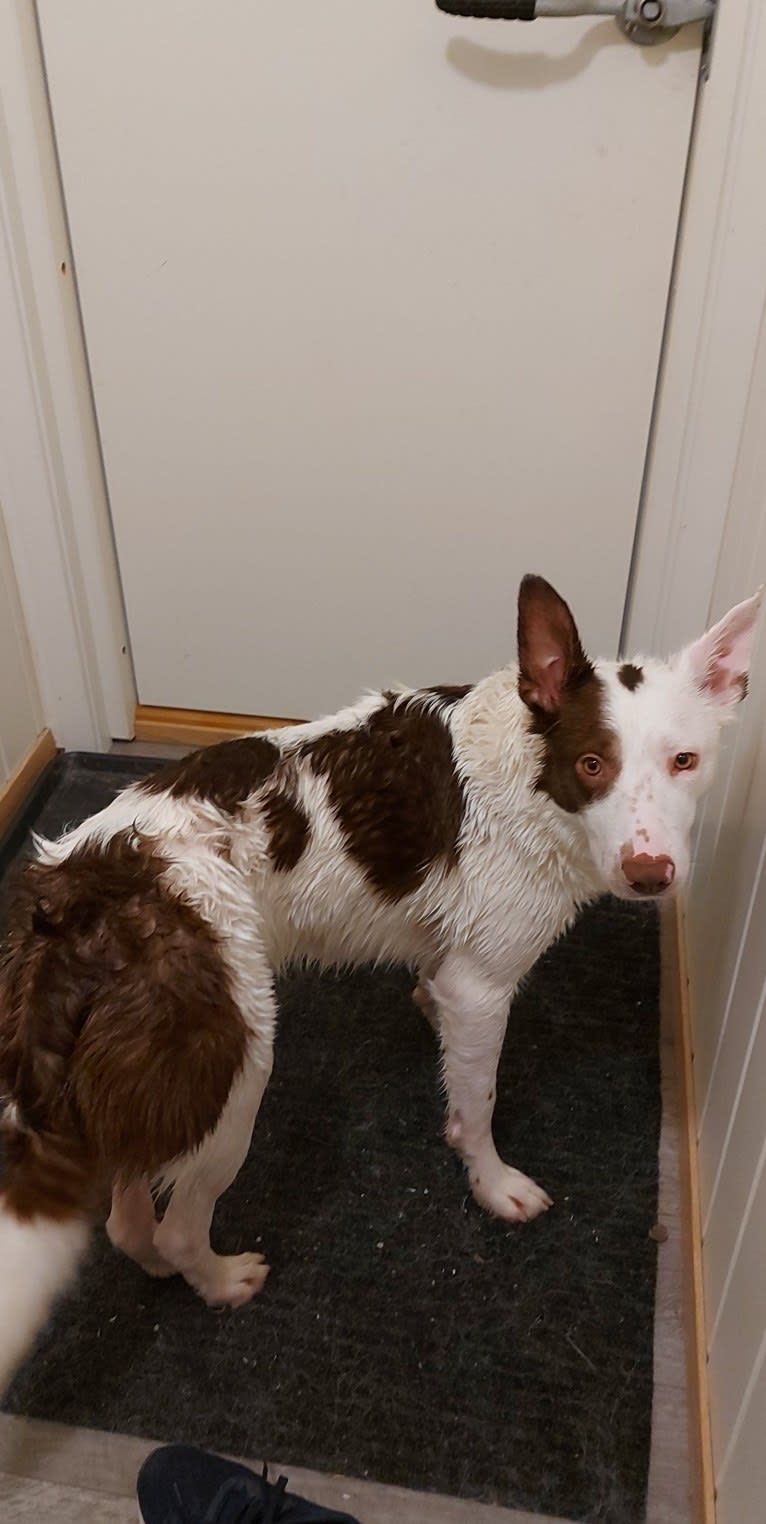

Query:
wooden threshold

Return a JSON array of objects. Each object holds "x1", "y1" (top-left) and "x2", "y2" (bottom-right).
[
  {"x1": 134, "y1": 705, "x2": 301, "y2": 748},
  {"x1": 0, "y1": 1414, "x2": 568, "y2": 1524},
  {"x1": 0, "y1": 728, "x2": 56, "y2": 838},
  {"x1": 669, "y1": 899, "x2": 716, "y2": 1524}
]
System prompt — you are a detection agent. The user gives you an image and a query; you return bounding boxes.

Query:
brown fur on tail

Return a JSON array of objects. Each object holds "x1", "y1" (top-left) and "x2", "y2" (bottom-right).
[{"x1": 0, "y1": 832, "x2": 248, "y2": 1220}]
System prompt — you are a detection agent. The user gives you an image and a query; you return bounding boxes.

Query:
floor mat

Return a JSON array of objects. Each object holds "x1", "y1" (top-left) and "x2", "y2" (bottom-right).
[{"x1": 0, "y1": 753, "x2": 662, "y2": 1524}]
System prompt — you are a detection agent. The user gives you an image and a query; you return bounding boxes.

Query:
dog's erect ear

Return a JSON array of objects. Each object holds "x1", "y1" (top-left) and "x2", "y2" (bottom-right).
[
  {"x1": 517, "y1": 575, "x2": 593, "y2": 715},
  {"x1": 681, "y1": 588, "x2": 763, "y2": 708}
]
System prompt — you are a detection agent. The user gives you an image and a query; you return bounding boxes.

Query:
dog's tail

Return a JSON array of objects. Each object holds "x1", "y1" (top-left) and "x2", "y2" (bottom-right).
[
  {"x1": 0, "y1": 850, "x2": 102, "y2": 1396},
  {"x1": 0, "y1": 831, "x2": 250, "y2": 1394},
  {"x1": 0, "y1": 1169, "x2": 90, "y2": 1395}
]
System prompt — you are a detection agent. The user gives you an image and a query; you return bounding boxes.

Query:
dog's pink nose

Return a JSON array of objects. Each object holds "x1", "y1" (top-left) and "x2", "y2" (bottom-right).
[{"x1": 621, "y1": 853, "x2": 675, "y2": 896}]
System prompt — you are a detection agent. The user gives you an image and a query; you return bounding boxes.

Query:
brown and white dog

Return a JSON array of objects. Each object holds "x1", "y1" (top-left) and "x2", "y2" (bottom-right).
[{"x1": 0, "y1": 574, "x2": 761, "y2": 1392}]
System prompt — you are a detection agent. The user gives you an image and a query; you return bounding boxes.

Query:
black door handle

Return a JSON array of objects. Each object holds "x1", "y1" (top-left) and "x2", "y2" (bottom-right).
[{"x1": 435, "y1": 1, "x2": 537, "y2": 16}]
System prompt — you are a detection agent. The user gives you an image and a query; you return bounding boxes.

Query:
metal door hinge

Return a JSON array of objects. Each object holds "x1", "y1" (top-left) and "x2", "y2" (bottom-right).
[{"x1": 435, "y1": 0, "x2": 715, "y2": 47}]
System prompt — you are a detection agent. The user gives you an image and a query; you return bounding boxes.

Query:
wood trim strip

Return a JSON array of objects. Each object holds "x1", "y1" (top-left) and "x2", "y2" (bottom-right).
[
  {"x1": 674, "y1": 898, "x2": 717, "y2": 1524},
  {"x1": 646, "y1": 907, "x2": 694, "y2": 1519},
  {"x1": 133, "y1": 705, "x2": 301, "y2": 748},
  {"x1": 0, "y1": 729, "x2": 57, "y2": 838},
  {"x1": 0, "y1": 1414, "x2": 567, "y2": 1523}
]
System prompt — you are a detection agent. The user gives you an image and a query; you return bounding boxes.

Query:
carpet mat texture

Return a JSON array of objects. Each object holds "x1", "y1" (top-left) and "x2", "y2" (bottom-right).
[{"x1": 0, "y1": 754, "x2": 662, "y2": 1524}]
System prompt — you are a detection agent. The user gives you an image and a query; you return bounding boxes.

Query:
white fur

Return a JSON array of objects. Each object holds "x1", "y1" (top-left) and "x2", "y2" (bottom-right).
[
  {"x1": 153, "y1": 1059, "x2": 271, "y2": 1306},
  {"x1": 581, "y1": 657, "x2": 723, "y2": 895},
  {"x1": 0, "y1": 1208, "x2": 88, "y2": 1392},
  {"x1": 25, "y1": 592, "x2": 762, "y2": 1303}
]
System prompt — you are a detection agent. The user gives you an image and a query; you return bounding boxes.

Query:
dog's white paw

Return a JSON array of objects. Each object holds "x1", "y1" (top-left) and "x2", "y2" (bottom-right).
[
  {"x1": 200, "y1": 1252, "x2": 270, "y2": 1309},
  {"x1": 471, "y1": 1165, "x2": 553, "y2": 1223}
]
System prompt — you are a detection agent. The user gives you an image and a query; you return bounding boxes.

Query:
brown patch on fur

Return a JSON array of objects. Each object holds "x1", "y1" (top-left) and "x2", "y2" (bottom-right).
[
  {"x1": 517, "y1": 574, "x2": 620, "y2": 813},
  {"x1": 517, "y1": 575, "x2": 595, "y2": 715},
  {"x1": 141, "y1": 735, "x2": 280, "y2": 813},
  {"x1": 0, "y1": 833, "x2": 247, "y2": 1221},
  {"x1": 532, "y1": 673, "x2": 621, "y2": 812},
  {"x1": 0, "y1": 1123, "x2": 101, "y2": 1222},
  {"x1": 425, "y1": 685, "x2": 473, "y2": 709},
  {"x1": 618, "y1": 663, "x2": 644, "y2": 691},
  {"x1": 262, "y1": 789, "x2": 310, "y2": 872},
  {"x1": 301, "y1": 695, "x2": 465, "y2": 900}
]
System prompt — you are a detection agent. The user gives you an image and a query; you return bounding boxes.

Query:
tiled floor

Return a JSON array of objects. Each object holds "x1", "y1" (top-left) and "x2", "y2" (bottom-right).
[{"x1": 0, "y1": 745, "x2": 693, "y2": 1523}]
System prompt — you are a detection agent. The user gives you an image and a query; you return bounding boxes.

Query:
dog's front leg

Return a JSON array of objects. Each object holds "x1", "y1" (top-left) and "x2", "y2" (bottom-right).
[{"x1": 430, "y1": 953, "x2": 552, "y2": 1223}]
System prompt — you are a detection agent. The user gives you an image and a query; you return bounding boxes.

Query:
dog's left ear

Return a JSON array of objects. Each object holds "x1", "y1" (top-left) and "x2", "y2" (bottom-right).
[
  {"x1": 682, "y1": 588, "x2": 763, "y2": 707},
  {"x1": 517, "y1": 574, "x2": 593, "y2": 715}
]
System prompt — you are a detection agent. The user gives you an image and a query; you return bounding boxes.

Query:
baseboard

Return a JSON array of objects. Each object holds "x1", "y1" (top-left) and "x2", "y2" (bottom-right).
[
  {"x1": 133, "y1": 704, "x2": 301, "y2": 748},
  {"x1": 0, "y1": 728, "x2": 57, "y2": 838},
  {"x1": 671, "y1": 899, "x2": 716, "y2": 1524}
]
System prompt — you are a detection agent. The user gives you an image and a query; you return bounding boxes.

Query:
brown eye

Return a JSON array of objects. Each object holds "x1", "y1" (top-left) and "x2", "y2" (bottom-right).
[
  {"x1": 578, "y1": 755, "x2": 603, "y2": 778},
  {"x1": 673, "y1": 752, "x2": 698, "y2": 773}
]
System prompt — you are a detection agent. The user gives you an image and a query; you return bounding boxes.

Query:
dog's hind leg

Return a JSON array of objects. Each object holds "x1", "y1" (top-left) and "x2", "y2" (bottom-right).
[
  {"x1": 152, "y1": 1048, "x2": 272, "y2": 1308},
  {"x1": 412, "y1": 958, "x2": 441, "y2": 1032},
  {"x1": 107, "y1": 1179, "x2": 174, "y2": 1278},
  {"x1": 430, "y1": 952, "x2": 553, "y2": 1224}
]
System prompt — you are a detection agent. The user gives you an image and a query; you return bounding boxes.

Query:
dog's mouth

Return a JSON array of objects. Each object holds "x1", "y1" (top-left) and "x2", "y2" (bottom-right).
[{"x1": 609, "y1": 876, "x2": 679, "y2": 903}]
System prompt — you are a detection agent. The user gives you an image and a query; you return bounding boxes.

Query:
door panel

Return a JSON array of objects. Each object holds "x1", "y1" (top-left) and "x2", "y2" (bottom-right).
[{"x1": 38, "y1": 1, "x2": 702, "y2": 716}]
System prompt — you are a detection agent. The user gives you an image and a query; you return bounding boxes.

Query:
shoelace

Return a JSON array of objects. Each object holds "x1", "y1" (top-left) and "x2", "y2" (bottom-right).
[{"x1": 192, "y1": 1465, "x2": 290, "y2": 1524}]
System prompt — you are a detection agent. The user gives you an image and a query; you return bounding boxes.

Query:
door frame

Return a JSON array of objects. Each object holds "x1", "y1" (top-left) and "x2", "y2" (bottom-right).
[
  {"x1": 0, "y1": 0, "x2": 134, "y2": 751},
  {"x1": 625, "y1": 0, "x2": 766, "y2": 655},
  {"x1": 0, "y1": 0, "x2": 760, "y2": 750}
]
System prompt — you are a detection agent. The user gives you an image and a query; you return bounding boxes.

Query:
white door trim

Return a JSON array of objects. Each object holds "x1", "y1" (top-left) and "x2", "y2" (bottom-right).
[
  {"x1": 625, "y1": 0, "x2": 766, "y2": 656},
  {"x1": 0, "y1": 0, "x2": 134, "y2": 752}
]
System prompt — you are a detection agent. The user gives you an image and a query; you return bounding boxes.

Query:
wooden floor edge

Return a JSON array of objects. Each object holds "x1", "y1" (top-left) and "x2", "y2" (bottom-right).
[
  {"x1": 0, "y1": 728, "x2": 57, "y2": 838},
  {"x1": 134, "y1": 704, "x2": 301, "y2": 747},
  {"x1": 674, "y1": 898, "x2": 717, "y2": 1524},
  {"x1": 0, "y1": 1414, "x2": 568, "y2": 1524}
]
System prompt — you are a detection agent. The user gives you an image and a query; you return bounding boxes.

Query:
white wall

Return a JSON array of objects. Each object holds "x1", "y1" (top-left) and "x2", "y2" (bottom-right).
[
  {"x1": 623, "y1": 12, "x2": 766, "y2": 1506},
  {"x1": 683, "y1": 295, "x2": 766, "y2": 1524},
  {"x1": 0, "y1": 505, "x2": 44, "y2": 783}
]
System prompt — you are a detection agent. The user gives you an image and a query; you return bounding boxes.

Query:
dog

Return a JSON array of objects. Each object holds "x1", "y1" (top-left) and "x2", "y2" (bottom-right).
[{"x1": 0, "y1": 573, "x2": 761, "y2": 1392}]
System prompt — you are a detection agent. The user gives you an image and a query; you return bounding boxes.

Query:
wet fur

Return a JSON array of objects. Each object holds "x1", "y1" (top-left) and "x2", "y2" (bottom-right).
[{"x1": 0, "y1": 574, "x2": 760, "y2": 1393}]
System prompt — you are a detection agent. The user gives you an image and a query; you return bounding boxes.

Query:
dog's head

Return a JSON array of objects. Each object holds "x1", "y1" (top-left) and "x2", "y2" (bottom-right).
[{"x1": 517, "y1": 574, "x2": 763, "y2": 901}]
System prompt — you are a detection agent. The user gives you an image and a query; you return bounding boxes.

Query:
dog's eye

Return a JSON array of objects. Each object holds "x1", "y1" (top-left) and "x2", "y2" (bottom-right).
[
  {"x1": 673, "y1": 752, "x2": 698, "y2": 773},
  {"x1": 578, "y1": 755, "x2": 603, "y2": 778}
]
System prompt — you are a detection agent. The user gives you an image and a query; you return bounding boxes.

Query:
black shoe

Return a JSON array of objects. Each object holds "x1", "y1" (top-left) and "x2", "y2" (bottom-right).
[{"x1": 137, "y1": 1444, "x2": 363, "y2": 1524}]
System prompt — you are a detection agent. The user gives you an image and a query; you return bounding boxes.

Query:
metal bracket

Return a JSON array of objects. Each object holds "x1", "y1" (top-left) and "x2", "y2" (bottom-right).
[{"x1": 434, "y1": 0, "x2": 715, "y2": 46}]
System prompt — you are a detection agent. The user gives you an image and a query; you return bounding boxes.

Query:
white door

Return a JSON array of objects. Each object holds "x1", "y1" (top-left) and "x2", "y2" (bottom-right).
[{"x1": 37, "y1": 1, "x2": 704, "y2": 719}]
